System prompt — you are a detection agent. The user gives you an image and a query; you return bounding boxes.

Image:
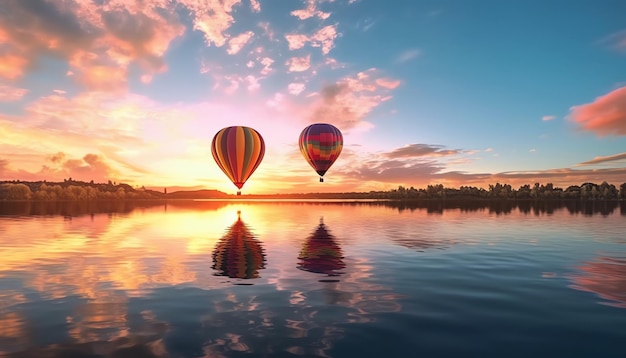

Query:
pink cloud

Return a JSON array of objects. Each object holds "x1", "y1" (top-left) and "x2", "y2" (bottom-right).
[
  {"x1": 250, "y1": 0, "x2": 261, "y2": 13},
  {"x1": 0, "y1": 54, "x2": 28, "y2": 80},
  {"x1": 375, "y1": 78, "x2": 401, "y2": 89},
  {"x1": 288, "y1": 83, "x2": 306, "y2": 95},
  {"x1": 286, "y1": 55, "x2": 311, "y2": 72},
  {"x1": 227, "y1": 31, "x2": 255, "y2": 55},
  {"x1": 291, "y1": 0, "x2": 331, "y2": 20},
  {"x1": 212, "y1": 74, "x2": 263, "y2": 94},
  {"x1": 307, "y1": 68, "x2": 399, "y2": 130},
  {"x1": 310, "y1": 25, "x2": 339, "y2": 54},
  {"x1": 285, "y1": 25, "x2": 339, "y2": 55},
  {"x1": 577, "y1": 152, "x2": 626, "y2": 166},
  {"x1": 0, "y1": 85, "x2": 28, "y2": 102},
  {"x1": 285, "y1": 34, "x2": 309, "y2": 50},
  {"x1": 181, "y1": 0, "x2": 241, "y2": 47},
  {"x1": 245, "y1": 75, "x2": 261, "y2": 91},
  {"x1": 542, "y1": 115, "x2": 556, "y2": 121},
  {"x1": 569, "y1": 86, "x2": 626, "y2": 136},
  {"x1": 0, "y1": 153, "x2": 122, "y2": 183},
  {"x1": 0, "y1": 0, "x2": 185, "y2": 90},
  {"x1": 258, "y1": 22, "x2": 275, "y2": 41},
  {"x1": 324, "y1": 57, "x2": 344, "y2": 69},
  {"x1": 260, "y1": 57, "x2": 275, "y2": 75}
]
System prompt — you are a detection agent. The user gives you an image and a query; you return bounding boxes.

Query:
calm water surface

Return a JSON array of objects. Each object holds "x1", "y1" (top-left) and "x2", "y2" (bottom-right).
[{"x1": 1, "y1": 200, "x2": 625, "y2": 357}]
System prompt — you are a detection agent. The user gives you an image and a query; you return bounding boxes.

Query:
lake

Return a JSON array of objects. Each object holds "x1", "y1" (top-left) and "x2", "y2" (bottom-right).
[{"x1": 1, "y1": 200, "x2": 625, "y2": 357}]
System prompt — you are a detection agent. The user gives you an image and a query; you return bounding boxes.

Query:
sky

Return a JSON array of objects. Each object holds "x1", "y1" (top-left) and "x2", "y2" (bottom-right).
[{"x1": 1, "y1": 0, "x2": 625, "y2": 194}]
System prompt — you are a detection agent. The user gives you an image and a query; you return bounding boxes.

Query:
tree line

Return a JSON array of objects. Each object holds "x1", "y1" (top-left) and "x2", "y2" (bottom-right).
[
  {"x1": 0, "y1": 179, "x2": 164, "y2": 201},
  {"x1": 377, "y1": 182, "x2": 626, "y2": 200},
  {"x1": 1, "y1": 179, "x2": 625, "y2": 201}
]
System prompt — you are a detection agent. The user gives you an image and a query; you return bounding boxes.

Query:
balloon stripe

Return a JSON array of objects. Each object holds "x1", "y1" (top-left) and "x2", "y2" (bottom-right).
[
  {"x1": 299, "y1": 123, "x2": 343, "y2": 179},
  {"x1": 235, "y1": 126, "x2": 245, "y2": 182},
  {"x1": 212, "y1": 126, "x2": 265, "y2": 191}
]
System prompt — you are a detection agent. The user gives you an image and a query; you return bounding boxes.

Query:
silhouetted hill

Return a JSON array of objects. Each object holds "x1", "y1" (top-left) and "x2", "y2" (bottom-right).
[{"x1": 166, "y1": 189, "x2": 230, "y2": 199}]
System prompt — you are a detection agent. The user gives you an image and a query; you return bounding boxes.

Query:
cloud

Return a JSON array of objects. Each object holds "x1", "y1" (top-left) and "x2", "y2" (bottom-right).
[
  {"x1": 601, "y1": 29, "x2": 626, "y2": 52},
  {"x1": 285, "y1": 25, "x2": 339, "y2": 55},
  {"x1": 291, "y1": 0, "x2": 331, "y2": 20},
  {"x1": 345, "y1": 159, "x2": 445, "y2": 184},
  {"x1": 336, "y1": 150, "x2": 626, "y2": 190},
  {"x1": 245, "y1": 75, "x2": 261, "y2": 91},
  {"x1": 324, "y1": 57, "x2": 345, "y2": 69},
  {"x1": 395, "y1": 49, "x2": 421, "y2": 63},
  {"x1": 286, "y1": 55, "x2": 311, "y2": 72},
  {"x1": 356, "y1": 17, "x2": 376, "y2": 32},
  {"x1": 542, "y1": 115, "x2": 555, "y2": 121},
  {"x1": 288, "y1": 83, "x2": 306, "y2": 96},
  {"x1": 0, "y1": 0, "x2": 185, "y2": 90},
  {"x1": 577, "y1": 152, "x2": 626, "y2": 166},
  {"x1": 384, "y1": 144, "x2": 462, "y2": 159},
  {"x1": 0, "y1": 54, "x2": 28, "y2": 79},
  {"x1": 259, "y1": 57, "x2": 275, "y2": 75},
  {"x1": 0, "y1": 153, "x2": 121, "y2": 183},
  {"x1": 310, "y1": 25, "x2": 339, "y2": 54},
  {"x1": 307, "y1": 68, "x2": 398, "y2": 130},
  {"x1": 227, "y1": 31, "x2": 254, "y2": 55},
  {"x1": 375, "y1": 78, "x2": 401, "y2": 89},
  {"x1": 568, "y1": 86, "x2": 626, "y2": 136},
  {"x1": 211, "y1": 73, "x2": 264, "y2": 94},
  {"x1": 181, "y1": 0, "x2": 241, "y2": 47},
  {"x1": 0, "y1": 85, "x2": 28, "y2": 102},
  {"x1": 250, "y1": 0, "x2": 261, "y2": 13},
  {"x1": 285, "y1": 34, "x2": 309, "y2": 51}
]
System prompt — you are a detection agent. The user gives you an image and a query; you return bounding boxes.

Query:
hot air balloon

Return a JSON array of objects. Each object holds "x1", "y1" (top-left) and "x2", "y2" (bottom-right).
[
  {"x1": 299, "y1": 123, "x2": 343, "y2": 182},
  {"x1": 211, "y1": 126, "x2": 265, "y2": 195}
]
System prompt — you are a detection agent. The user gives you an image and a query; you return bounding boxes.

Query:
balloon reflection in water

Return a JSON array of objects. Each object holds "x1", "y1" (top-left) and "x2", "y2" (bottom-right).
[
  {"x1": 212, "y1": 211, "x2": 266, "y2": 279},
  {"x1": 298, "y1": 218, "x2": 345, "y2": 277},
  {"x1": 570, "y1": 255, "x2": 626, "y2": 308}
]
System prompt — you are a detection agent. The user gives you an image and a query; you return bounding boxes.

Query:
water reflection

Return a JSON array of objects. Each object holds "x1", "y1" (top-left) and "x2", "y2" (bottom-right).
[
  {"x1": 1, "y1": 201, "x2": 625, "y2": 356},
  {"x1": 366, "y1": 199, "x2": 621, "y2": 216},
  {"x1": 298, "y1": 218, "x2": 345, "y2": 278},
  {"x1": 570, "y1": 255, "x2": 626, "y2": 308},
  {"x1": 212, "y1": 211, "x2": 266, "y2": 279},
  {"x1": 1, "y1": 199, "x2": 621, "y2": 219}
]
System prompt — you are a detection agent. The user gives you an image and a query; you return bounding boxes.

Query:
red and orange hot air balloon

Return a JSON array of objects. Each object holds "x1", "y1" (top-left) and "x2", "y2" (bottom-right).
[
  {"x1": 298, "y1": 123, "x2": 343, "y2": 182},
  {"x1": 211, "y1": 126, "x2": 265, "y2": 195}
]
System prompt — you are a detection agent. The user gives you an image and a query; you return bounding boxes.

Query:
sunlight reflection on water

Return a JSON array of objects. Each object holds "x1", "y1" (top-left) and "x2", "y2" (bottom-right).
[{"x1": 0, "y1": 200, "x2": 625, "y2": 357}]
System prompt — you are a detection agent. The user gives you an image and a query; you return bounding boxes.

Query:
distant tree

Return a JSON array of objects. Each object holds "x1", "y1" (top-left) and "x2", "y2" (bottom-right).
[{"x1": 1, "y1": 183, "x2": 32, "y2": 200}]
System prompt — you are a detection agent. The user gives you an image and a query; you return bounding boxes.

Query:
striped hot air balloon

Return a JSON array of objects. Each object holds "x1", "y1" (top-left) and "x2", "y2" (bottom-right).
[
  {"x1": 211, "y1": 126, "x2": 265, "y2": 195},
  {"x1": 298, "y1": 123, "x2": 343, "y2": 182}
]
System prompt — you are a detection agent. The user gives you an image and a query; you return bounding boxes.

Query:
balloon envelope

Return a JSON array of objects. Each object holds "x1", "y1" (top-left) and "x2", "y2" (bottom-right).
[
  {"x1": 298, "y1": 123, "x2": 343, "y2": 181},
  {"x1": 211, "y1": 126, "x2": 265, "y2": 190}
]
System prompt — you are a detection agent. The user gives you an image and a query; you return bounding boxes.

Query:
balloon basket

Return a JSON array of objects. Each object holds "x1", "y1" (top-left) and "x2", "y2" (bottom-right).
[
  {"x1": 237, "y1": 191, "x2": 241, "y2": 196},
  {"x1": 319, "y1": 177, "x2": 324, "y2": 182}
]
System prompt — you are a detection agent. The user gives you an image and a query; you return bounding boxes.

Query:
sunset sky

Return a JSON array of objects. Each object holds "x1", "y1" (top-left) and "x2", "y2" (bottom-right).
[{"x1": 1, "y1": 0, "x2": 625, "y2": 194}]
